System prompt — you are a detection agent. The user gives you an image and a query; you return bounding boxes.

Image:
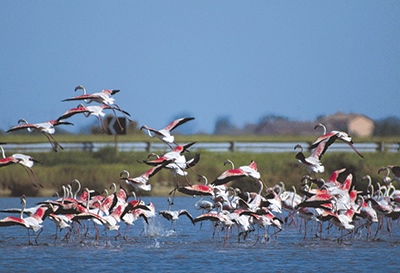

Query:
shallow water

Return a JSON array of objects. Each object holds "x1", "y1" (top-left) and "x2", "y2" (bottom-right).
[{"x1": 0, "y1": 197, "x2": 399, "y2": 272}]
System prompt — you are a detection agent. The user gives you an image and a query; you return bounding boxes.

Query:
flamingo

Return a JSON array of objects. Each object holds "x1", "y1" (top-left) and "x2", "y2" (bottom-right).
[
  {"x1": 212, "y1": 160, "x2": 263, "y2": 186},
  {"x1": 120, "y1": 200, "x2": 150, "y2": 239},
  {"x1": 178, "y1": 175, "x2": 215, "y2": 197},
  {"x1": 140, "y1": 117, "x2": 195, "y2": 148},
  {"x1": 194, "y1": 202, "x2": 235, "y2": 245},
  {"x1": 294, "y1": 143, "x2": 325, "y2": 175},
  {"x1": 312, "y1": 123, "x2": 364, "y2": 158},
  {"x1": 159, "y1": 198, "x2": 195, "y2": 230},
  {"x1": 239, "y1": 207, "x2": 282, "y2": 246},
  {"x1": 147, "y1": 152, "x2": 201, "y2": 186},
  {"x1": 0, "y1": 145, "x2": 43, "y2": 188},
  {"x1": 194, "y1": 196, "x2": 214, "y2": 213},
  {"x1": 0, "y1": 196, "x2": 54, "y2": 244},
  {"x1": 57, "y1": 104, "x2": 131, "y2": 133},
  {"x1": 140, "y1": 142, "x2": 196, "y2": 167},
  {"x1": 63, "y1": 85, "x2": 134, "y2": 129},
  {"x1": 387, "y1": 165, "x2": 400, "y2": 183},
  {"x1": 64, "y1": 85, "x2": 120, "y2": 104},
  {"x1": 379, "y1": 166, "x2": 400, "y2": 184},
  {"x1": 119, "y1": 167, "x2": 162, "y2": 200},
  {"x1": 7, "y1": 118, "x2": 73, "y2": 152}
]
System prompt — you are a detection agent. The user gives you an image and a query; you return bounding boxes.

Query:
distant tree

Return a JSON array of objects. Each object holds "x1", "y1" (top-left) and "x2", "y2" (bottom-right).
[
  {"x1": 255, "y1": 115, "x2": 290, "y2": 135},
  {"x1": 374, "y1": 116, "x2": 400, "y2": 136},
  {"x1": 214, "y1": 116, "x2": 236, "y2": 135}
]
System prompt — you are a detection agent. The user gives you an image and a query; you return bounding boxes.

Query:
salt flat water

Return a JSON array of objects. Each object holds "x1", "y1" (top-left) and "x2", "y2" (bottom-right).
[{"x1": 0, "y1": 197, "x2": 399, "y2": 272}]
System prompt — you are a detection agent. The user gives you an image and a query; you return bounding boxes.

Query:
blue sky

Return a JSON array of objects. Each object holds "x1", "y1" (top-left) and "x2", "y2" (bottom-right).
[{"x1": 1, "y1": 1, "x2": 399, "y2": 134}]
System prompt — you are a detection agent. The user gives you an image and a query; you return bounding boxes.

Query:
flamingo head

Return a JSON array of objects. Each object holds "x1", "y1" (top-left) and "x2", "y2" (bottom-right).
[{"x1": 75, "y1": 85, "x2": 85, "y2": 91}]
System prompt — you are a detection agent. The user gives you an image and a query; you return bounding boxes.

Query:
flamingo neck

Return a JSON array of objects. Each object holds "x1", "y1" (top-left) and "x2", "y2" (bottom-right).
[
  {"x1": 20, "y1": 197, "x2": 26, "y2": 219},
  {"x1": 0, "y1": 145, "x2": 5, "y2": 159}
]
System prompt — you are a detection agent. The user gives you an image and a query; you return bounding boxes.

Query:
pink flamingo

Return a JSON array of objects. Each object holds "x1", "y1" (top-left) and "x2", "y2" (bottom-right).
[
  {"x1": 294, "y1": 142, "x2": 326, "y2": 175},
  {"x1": 7, "y1": 118, "x2": 73, "y2": 152},
  {"x1": 212, "y1": 159, "x2": 262, "y2": 186},
  {"x1": 63, "y1": 85, "x2": 133, "y2": 130},
  {"x1": 0, "y1": 145, "x2": 43, "y2": 188},
  {"x1": 140, "y1": 117, "x2": 195, "y2": 148},
  {"x1": 0, "y1": 196, "x2": 54, "y2": 244},
  {"x1": 57, "y1": 103, "x2": 131, "y2": 132}
]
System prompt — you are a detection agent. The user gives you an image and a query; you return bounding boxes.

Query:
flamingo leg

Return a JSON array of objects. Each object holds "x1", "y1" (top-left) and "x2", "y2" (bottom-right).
[
  {"x1": 109, "y1": 107, "x2": 124, "y2": 131},
  {"x1": 35, "y1": 227, "x2": 43, "y2": 244},
  {"x1": 264, "y1": 227, "x2": 268, "y2": 246},
  {"x1": 115, "y1": 230, "x2": 122, "y2": 241},
  {"x1": 22, "y1": 165, "x2": 43, "y2": 188},
  {"x1": 27, "y1": 229, "x2": 33, "y2": 245},
  {"x1": 47, "y1": 132, "x2": 64, "y2": 151},
  {"x1": 114, "y1": 103, "x2": 134, "y2": 124}
]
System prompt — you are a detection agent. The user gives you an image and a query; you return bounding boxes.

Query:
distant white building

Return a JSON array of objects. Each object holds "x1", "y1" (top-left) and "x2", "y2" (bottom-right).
[{"x1": 318, "y1": 112, "x2": 374, "y2": 137}]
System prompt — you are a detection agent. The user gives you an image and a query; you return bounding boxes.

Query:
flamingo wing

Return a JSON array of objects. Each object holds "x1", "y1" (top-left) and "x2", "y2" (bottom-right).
[
  {"x1": 164, "y1": 117, "x2": 194, "y2": 132},
  {"x1": 144, "y1": 165, "x2": 164, "y2": 179},
  {"x1": 310, "y1": 140, "x2": 327, "y2": 160},
  {"x1": 0, "y1": 216, "x2": 27, "y2": 227},
  {"x1": 178, "y1": 185, "x2": 214, "y2": 196},
  {"x1": 212, "y1": 168, "x2": 248, "y2": 185},
  {"x1": 186, "y1": 153, "x2": 200, "y2": 168},
  {"x1": 7, "y1": 123, "x2": 41, "y2": 132},
  {"x1": 57, "y1": 107, "x2": 89, "y2": 120},
  {"x1": 140, "y1": 156, "x2": 175, "y2": 167},
  {"x1": 101, "y1": 89, "x2": 120, "y2": 96},
  {"x1": 62, "y1": 94, "x2": 102, "y2": 102},
  {"x1": 194, "y1": 213, "x2": 222, "y2": 223},
  {"x1": 310, "y1": 132, "x2": 338, "y2": 149},
  {"x1": 178, "y1": 210, "x2": 195, "y2": 225},
  {"x1": 0, "y1": 157, "x2": 18, "y2": 167}
]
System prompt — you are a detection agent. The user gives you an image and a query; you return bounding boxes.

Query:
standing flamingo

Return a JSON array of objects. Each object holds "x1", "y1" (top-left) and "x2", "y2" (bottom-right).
[
  {"x1": 7, "y1": 118, "x2": 73, "y2": 152},
  {"x1": 379, "y1": 166, "x2": 400, "y2": 184},
  {"x1": 140, "y1": 117, "x2": 195, "y2": 148},
  {"x1": 0, "y1": 145, "x2": 43, "y2": 187},
  {"x1": 0, "y1": 196, "x2": 54, "y2": 244}
]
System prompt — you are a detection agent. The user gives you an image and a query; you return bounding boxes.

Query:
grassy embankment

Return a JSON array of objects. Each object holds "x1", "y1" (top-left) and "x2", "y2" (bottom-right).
[{"x1": 0, "y1": 134, "x2": 399, "y2": 197}]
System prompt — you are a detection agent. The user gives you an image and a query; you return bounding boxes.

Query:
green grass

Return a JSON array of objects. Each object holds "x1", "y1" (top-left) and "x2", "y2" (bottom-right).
[
  {"x1": 2, "y1": 132, "x2": 398, "y2": 144},
  {"x1": 0, "y1": 143, "x2": 399, "y2": 197}
]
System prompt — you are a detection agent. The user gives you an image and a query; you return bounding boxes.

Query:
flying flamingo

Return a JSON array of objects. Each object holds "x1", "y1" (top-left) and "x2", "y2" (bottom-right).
[
  {"x1": 212, "y1": 160, "x2": 263, "y2": 186},
  {"x1": 62, "y1": 85, "x2": 134, "y2": 130},
  {"x1": 140, "y1": 117, "x2": 195, "y2": 148},
  {"x1": 312, "y1": 123, "x2": 364, "y2": 158},
  {"x1": 119, "y1": 167, "x2": 163, "y2": 200},
  {"x1": 294, "y1": 142, "x2": 326, "y2": 175},
  {"x1": 57, "y1": 103, "x2": 131, "y2": 133},
  {"x1": 178, "y1": 175, "x2": 215, "y2": 197},
  {"x1": 159, "y1": 197, "x2": 195, "y2": 230},
  {"x1": 147, "y1": 152, "x2": 201, "y2": 191},
  {"x1": 7, "y1": 118, "x2": 73, "y2": 152},
  {"x1": 0, "y1": 145, "x2": 43, "y2": 188},
  {"x1": 140, "y1": 142, "x2": 197, "y2": 177}
]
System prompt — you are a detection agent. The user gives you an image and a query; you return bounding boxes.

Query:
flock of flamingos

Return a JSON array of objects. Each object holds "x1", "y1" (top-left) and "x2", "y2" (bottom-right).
[{"x1": 0, "y1": 86, "x2": 400, "y2": 246}]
